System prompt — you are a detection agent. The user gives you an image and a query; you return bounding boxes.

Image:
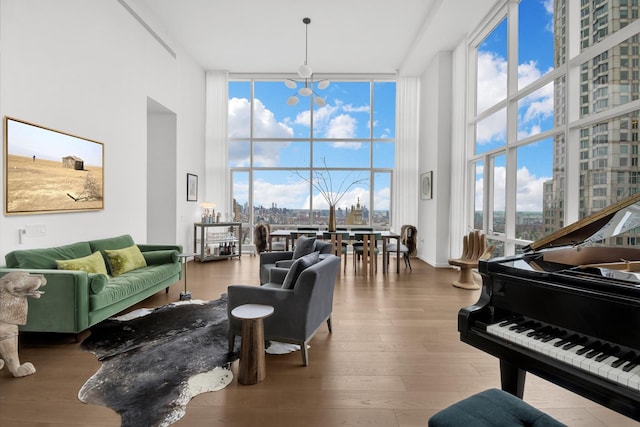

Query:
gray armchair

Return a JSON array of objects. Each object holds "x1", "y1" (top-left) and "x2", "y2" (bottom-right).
[
  {"x1": 258, "y1": 237, "x2": 333, "y2": 284},
  {"x1": 228, "y1": 254, "x2": 341, "y2": 366}
]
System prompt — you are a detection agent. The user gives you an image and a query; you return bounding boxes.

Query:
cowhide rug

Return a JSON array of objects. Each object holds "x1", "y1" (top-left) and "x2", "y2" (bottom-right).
[{"x1": 78, "y1": 296, "x2": 239, "y2": 427}]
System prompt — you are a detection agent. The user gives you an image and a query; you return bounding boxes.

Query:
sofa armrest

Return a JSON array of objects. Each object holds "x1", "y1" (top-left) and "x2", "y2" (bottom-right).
[
  {"x1": 259, "y1": 251, "x2": 294, "y2": 265},
  {"x1": 227, "y1": 284, "x2": 295, "y2": 322},
  {"x1": 137, "y1": 244, "x2": 183, "y2": 253},
  {"x1": 142, "y1": 250, "x2": 179, "y2": 266},
  {"x1": 0, "y1": 268, "x2": 91, "y2": 333},
  {"x1": 268, "y1": 267, "x2": 289, "y2": 285},
  {"x1": 275, "y1": 259, "x2": 295, "y2": 268}
]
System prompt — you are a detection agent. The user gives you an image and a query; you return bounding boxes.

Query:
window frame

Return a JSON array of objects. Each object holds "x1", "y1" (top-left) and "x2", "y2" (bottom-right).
[
  {"x1": 466, "y1": 0, "x2": 640, "y2": 255},
  {"x1": 227, "y1": 77, "x2": 396, "y2": 233}
]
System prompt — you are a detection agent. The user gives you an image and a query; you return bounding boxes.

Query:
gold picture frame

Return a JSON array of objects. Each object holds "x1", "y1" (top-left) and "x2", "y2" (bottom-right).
[{"x1": 4, "y1": 116, "x2": 104, "y2": 215}]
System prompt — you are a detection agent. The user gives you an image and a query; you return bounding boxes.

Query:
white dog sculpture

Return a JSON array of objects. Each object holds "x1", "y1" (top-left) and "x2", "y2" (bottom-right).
[{"x1": 0, "y1": 271, "x2": 46, "y2": 377}]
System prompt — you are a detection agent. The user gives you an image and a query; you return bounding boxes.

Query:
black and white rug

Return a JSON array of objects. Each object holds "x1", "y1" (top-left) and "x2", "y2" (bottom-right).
[{"x1": 78, "y1": 296, "x2": 239, "y2": 427}]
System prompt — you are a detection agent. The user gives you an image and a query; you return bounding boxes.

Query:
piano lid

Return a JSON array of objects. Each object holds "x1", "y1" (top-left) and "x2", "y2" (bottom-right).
[{"x1": 523, "y1": 192, "x2": 640, "y2": 252}]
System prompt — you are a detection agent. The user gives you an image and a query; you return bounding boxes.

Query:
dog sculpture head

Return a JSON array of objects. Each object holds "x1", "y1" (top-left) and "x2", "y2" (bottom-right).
[{"x1": 0, "y1": 271, "x2": 46, "y2": 325}]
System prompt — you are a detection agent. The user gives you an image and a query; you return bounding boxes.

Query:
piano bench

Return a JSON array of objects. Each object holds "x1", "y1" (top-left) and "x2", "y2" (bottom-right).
[{"x1": 428, "y1": 388, "x2": 566, "y2": 427}]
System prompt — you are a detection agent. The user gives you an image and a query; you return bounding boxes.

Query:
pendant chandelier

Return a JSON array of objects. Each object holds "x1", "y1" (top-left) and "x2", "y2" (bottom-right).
[{"x1": 285, "y1": 17, "x2": 329, "y2": 107}]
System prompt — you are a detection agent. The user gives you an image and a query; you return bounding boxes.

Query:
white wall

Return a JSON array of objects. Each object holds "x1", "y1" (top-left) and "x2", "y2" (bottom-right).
[
  {"x1": 417, "y1": 51, "x2": 453, "y2": 267},
  {"x1": 147, "y1": 100, "x2": 177, "y2": 245},
  {"x1": 0, "y1": 0, "x2": 206, "y2": 260}
]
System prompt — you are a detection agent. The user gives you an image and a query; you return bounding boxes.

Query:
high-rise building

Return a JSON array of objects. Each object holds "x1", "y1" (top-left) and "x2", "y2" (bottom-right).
[{"x1": 545, "y1": 0, "x2": 639, "y2": 243}]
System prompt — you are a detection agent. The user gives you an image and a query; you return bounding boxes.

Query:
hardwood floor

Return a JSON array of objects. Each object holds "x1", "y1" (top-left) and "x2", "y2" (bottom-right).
[{"x1": 0, "y1": 255, "x2": 636, "y2": 426}]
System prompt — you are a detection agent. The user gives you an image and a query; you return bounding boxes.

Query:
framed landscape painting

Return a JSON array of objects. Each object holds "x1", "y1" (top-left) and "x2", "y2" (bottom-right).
[{"x1": 4, "y1": 116, "x2": 104, "y2": 215}]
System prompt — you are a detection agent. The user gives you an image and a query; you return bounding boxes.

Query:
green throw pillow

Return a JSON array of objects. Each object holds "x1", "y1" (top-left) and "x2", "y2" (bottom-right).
[
  {"x1": 104, "y1": 245, "x2": 147, "y2": 277},
  {"x1": 56, "y1": 251, "x2": 109, "y2": 276},
  {"x1": 88, "y1": 273, "x2": 108, "y2": 294}
]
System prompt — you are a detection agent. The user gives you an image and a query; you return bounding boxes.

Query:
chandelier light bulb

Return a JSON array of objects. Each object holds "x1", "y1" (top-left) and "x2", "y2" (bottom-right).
[
  {"x1": 298, "y1": 64, "x2": 313, "y2": 79},
  {"x1": 317, "y1": 80, "x2": 329, "y2": 90},
  {"x1": 298, "y1": 87, "x2": 313, "y2": 97},
  {"x1": 314, "y1": 97, "x2": 326, "y2": 107},
  {"x1": 287, "y1": 95, "x2": 299, "y2": 106},
  {"x1": 285, "y1": 79, "x2": 297, "y2": 89}
]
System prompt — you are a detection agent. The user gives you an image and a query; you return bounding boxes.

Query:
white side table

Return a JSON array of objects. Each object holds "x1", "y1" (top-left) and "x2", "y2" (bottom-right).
[
  {"x1": 231, "y1": 304, "x2": 274, "y2": 385},
  {"x1": 176, "y1": 253, "x2": 196, "y2": 301}
]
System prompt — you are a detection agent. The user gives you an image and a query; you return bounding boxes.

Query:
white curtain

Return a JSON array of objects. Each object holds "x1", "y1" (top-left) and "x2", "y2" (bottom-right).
[
  {"x1": 449, "y1": 41, "x2": 468, "y2": 258},
  {"x1": 393, "y1": 77, "x2": 420, "y2": 232},
  {"x1": 205, "y1": 70, "x2": 229, "y2": 218}
]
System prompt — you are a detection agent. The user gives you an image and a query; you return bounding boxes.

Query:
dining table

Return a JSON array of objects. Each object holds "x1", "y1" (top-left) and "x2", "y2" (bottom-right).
[{"x1": 268, "y1": 229, "x2": 402, "y2": 274}]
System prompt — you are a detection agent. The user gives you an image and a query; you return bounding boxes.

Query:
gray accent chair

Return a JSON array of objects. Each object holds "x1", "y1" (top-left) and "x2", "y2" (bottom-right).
[
  {"x1": 228, "y1": 254, "x2": 341, "y2": 366},
  {"x1": 258, "y1": 238, "x2": 333, "y2": 284}
]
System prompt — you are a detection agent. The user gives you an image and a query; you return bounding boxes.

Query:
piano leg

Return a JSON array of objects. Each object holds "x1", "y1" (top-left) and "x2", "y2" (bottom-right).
[{"x1": 500, "y1": 359, "x2": 526, "y2": 398}]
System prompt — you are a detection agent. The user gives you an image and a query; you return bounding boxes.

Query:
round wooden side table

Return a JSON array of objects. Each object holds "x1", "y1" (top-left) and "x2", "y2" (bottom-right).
[{"x1": 230, "y1": 304, "x2": 274, "y2": 385}]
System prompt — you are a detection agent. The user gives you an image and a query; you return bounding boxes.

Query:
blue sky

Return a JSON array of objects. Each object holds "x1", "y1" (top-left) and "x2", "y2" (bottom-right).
[
  {"x1": 474, "y1": 0, "x2": 555, "y2": 212},
  {"x1": 6, "y1": 118, "x2": 103, "y2": 167},
  {"x1": 228, "y1": 80, "x2": 395, "y2": 211},
  {"x1": 229, "y1": 0, "x2": 556, "y2": 213}
]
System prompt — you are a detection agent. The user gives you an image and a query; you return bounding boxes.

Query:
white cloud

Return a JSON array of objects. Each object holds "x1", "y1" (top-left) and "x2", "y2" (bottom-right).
[
  {"x1": 477, "y1": 54, "x2": 554, "y2": 145},
  {"x1": 252, "y1": 98, "x2": 293, "y2": 138},
  {"x1": 475, "y1": 165, "x2": 551, "y2": 212},
  {"x1": 517, "y1": 81, "x2": 554, "y2": 138},
  {"x1": 476, "y1": 109, "x2": 507, "y2": 145},
  {"x1": 518, "y1": 60, "x2": 542, "y2": 89},
  {"x1": 543, "y1": 0, "x2": 553, "y2": 14},
  {"x1": 227, "y1": 97, "x2": 251, "y2": 138},
  {"x1": 294, "y1": 103, "x2": 339, "y2": 128},
  {"x1": 228, "y1": 97, "x2": 293, "y2": 166},
  {"x1": 228, "y1": 97, "x2": 292, "y2": 139},
  {"x1": 517, "y1": 124, "x2": 542, "y2": 140},
  {"x1": 516, "y1": 166, "x2": 551, "y2": 212},
  {"x1": 524, "y1": 97, "x2": 553, "y2": 123},
  {"x1": 343, "y1": 104, "x2": 370, "y2": 113},
  {"x1": 253, "y1": 178, "x2": 308, "y2": 209},
  {"x1": 477, "y1": 51, "x2": 507, "y2": 113},
  {"x1": 326, "y1": 114, "x2": 356, "y2": 138}
]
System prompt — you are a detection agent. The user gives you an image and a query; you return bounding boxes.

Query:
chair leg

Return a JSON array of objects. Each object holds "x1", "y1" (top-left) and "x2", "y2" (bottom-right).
[
  {"x1": 301, "y1": 341, "x2": 309, "y2": 366},
  {"x1": 405, "y1": 254, "x2": 412, "y2": 272},
  {"x1": 326, "y1": 317, "x2": 332, "y2": 333},
  {"x1": 228, "y1": 333, "x2": 235, "y2": 353}
]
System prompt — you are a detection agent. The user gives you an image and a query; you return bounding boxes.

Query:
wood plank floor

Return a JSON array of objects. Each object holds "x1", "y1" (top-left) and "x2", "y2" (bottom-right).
[{"x1": 0, "y1": 255, "x2": 636, "y2": 426}]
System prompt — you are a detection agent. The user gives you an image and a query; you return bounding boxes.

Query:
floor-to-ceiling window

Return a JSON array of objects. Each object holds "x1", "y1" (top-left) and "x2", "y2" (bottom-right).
[
  {"x1": 468, "y1": 0, "x2": 639, "y2": 256},
  {"x1": 228, "y1": 79, "x2": 396, "y2": 242}
]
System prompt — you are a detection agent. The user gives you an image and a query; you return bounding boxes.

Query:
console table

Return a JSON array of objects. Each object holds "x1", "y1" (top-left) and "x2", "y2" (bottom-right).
[{"x1": 193, "y1": 222, "x2": 242, "y2": 262}]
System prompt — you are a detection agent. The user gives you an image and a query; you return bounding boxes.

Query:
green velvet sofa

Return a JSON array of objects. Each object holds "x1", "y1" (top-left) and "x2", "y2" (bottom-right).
[{"x1": 0, "y1": 234, "x2": 182, "y2": 334}]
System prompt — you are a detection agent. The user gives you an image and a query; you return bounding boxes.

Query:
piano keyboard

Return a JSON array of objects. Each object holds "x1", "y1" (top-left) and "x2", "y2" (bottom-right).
[{"x1": 486, "y1": 317, "x2": 640, "y2": 391}]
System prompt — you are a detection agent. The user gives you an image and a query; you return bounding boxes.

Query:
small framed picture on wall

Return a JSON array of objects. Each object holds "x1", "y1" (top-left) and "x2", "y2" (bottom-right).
[{"x1": 187, "y1": 173, "x2": 198, "y2": 201}]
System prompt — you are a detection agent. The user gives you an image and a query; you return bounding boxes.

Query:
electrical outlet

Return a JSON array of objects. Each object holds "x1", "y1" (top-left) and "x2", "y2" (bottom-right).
[{"x1": 25, "y1": 224, "x2": 46, "y2": 237}]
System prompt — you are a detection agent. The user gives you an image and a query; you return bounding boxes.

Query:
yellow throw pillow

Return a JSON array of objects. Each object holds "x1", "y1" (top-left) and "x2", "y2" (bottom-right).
[
  {"x1": 104, "y1": 245, "x2": 147, "y2": 277},
  {"x1": 56, "y1": 251, "x2": 109, "y2": 276}
]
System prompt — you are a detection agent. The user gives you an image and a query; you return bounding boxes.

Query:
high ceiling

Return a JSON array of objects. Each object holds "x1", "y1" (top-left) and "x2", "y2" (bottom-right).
[{"x1": 138, "y1": 0, "x2": 497, "y2": 76}]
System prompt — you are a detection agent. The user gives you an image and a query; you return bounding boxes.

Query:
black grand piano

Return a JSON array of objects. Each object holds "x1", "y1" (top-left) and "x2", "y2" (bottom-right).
[{"x1": 459, "y1": 193, "x2": 640, "y2": 422}]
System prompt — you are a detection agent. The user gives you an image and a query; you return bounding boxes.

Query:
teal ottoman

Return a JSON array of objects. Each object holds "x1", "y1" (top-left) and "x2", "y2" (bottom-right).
[{"x1": 428, "y1": 388, "x2": 566, "y2": 427}]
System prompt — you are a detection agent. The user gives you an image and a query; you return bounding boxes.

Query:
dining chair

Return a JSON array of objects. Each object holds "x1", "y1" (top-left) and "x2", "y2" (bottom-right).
[
  {"x1": 256, "y1": 223, "x2": 286, "y2": 252},
  {"x1": 323, "y1": 231, "x2": 350, "y2": 272},
  {"x1": 353, "y1": 232, "x2": 381, "y2": 275},
  {"x1": 385, "y1": 225, "x2": 417, "y2": 271}
]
